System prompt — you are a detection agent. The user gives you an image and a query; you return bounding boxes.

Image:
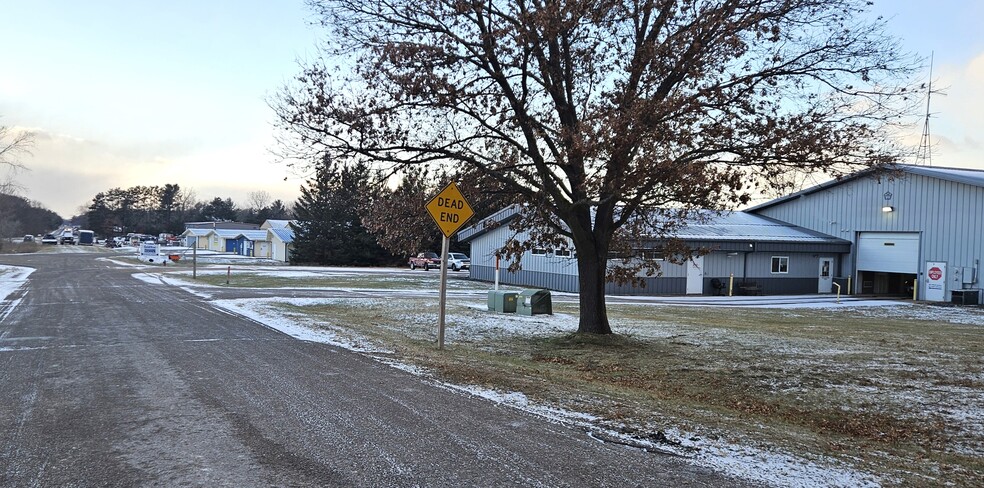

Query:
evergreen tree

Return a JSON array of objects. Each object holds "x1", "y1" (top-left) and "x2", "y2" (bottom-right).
[
  {"x1": 290, "y1": 159, "x2": 393, "y2": 265},
  {"x1": 201, "y1": 197, "x2": 238, "y2": 222}
]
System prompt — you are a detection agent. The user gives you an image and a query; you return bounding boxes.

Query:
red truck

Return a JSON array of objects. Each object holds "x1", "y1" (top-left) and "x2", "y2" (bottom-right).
[{"x1": 408, "y1": 251, "x2": 442, "y2": 270}]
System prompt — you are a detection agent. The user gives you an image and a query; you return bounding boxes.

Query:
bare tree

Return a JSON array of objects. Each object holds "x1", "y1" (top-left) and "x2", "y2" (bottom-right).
[
  {"x1": 1, "y1": 122, "x2": 34, "y2": 197},
  {"x1": 246, "y1": 190, "x2": 272, "y2": 211},
  {"x1": 0, "y1": 123, "x2": 32, "y2": 170},
  {"x1": 274, "y1": 0, "x2": 919, "y2": 334}
]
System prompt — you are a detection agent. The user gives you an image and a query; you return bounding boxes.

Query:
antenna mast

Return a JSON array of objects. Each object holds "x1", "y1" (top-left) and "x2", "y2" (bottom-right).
[{"x1": 916, "y1": 53, "x2": 936, "y2": 166}]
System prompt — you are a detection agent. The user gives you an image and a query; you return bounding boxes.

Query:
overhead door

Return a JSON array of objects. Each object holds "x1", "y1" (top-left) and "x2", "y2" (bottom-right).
[{"x1": 857, "y1": 232, "x2": 919, "y2": 274}]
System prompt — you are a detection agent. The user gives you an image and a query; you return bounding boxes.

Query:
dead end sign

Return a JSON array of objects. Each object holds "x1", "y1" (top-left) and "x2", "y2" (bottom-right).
[{"x1": 426, "y1": 182, "x2": 475, "y2": 238}]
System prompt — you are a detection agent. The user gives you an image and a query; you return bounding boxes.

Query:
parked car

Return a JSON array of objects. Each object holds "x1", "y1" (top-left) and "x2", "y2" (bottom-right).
[
  {"x1": 447, "y1": 252, "x2": 470, "y2": 271},
  {"x1": 41, "y1": 234, "x2": 58, "y2": 245},
  {"x1": 59, "y1": 230, "x2": 75, "y2": 244},
  {"x1": 22, "y1": 235, "x2": 34, "y2": 242},
  {"x1": 408, "y1": 252, "x2": 442, "y2": 270}
]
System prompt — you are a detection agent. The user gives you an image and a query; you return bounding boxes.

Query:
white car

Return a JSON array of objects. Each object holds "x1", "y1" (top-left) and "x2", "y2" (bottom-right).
[{"x1": 447, "y1": 252, "x2": 470, "y2": 271}]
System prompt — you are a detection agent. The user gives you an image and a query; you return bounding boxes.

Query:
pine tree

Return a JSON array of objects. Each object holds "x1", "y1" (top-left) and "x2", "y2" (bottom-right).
[{"x1": 290, "y1": 159, "x2": 393, "y2": 265}]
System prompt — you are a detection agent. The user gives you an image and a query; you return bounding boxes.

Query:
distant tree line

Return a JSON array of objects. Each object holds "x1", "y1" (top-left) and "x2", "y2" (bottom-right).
[
  {"x1": 0, "y1": 193, "x2": 62, "y2": 244},
  {"x1": 80, "y1": 184, "x2": 291, "y2": 238},
  {"x1": 71, "y1": 165, "x2": 508, "y2": 267}
]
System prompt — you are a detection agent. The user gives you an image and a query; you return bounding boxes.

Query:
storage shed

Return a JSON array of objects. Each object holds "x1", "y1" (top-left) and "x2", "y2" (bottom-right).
[
  {"x1": 202, "y1": 229, "x2": 244, "y2": 252},
  {"x1": 459, "y1": 206, "x2": 850, "y2": 296},
  {"x1": 179, "y1": 228, "x2": 211, "y2": 249},
  {"x1": 229, "y1": 230, "x2": 272, "y2": 257},
  {"x1": 268, "y1": 228, "x2": 295, "y2": 263},
  {"x1": 747, "y1": 164, "x2": 984, "y2": 302}
]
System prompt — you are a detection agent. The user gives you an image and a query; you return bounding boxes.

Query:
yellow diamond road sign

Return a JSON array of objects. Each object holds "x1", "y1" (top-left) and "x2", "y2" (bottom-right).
[{"x1": 426, "y1": 182, "x2": 475, "y2": 238}]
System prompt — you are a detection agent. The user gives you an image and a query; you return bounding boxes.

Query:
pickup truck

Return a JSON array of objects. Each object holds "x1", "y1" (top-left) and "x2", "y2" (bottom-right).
[{"x1": 409, "y1": 252, "x2": 442, "y2": 270}]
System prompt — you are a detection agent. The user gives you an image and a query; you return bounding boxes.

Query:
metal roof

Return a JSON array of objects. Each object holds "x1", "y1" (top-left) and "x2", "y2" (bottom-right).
[
  {"x1": 207, "y1": 229, "x2": 269, "y2": 240},
  {"x1": 672, "y1": 211, "x2": 849, "y2": 243},
  {"x1": 262, "y1": 219, "x2": 295, "y2": 230},
  {"x1": 184, "y1": 221, "x2": 260, "y2": 230},
  {"x1": 457, "y1": 204, "x2": 522, "y2": 243},
  {"x1": 233, "y1": 230, "x2": 271, "y2": 241},
  {"x1": 208, "y1": 229, "x2": 245, "y2": 238},
  {"x1": 269, "y1": 228, "x2": 294, "y2": 243},
  {"x1": 903, "y1": 164, "x2": 984, "y2": 187},
  {"x1": 459, "y1": 205, "x2": 846, "y2": 245},
  {"x1": 746, "y1": 164, "x2": 984, "y2": 212}
]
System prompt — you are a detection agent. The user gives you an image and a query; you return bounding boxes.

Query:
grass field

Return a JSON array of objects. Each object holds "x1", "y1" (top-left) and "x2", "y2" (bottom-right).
[{"x1": 163, "y1": 266, "x2": 984, "y2": 487}]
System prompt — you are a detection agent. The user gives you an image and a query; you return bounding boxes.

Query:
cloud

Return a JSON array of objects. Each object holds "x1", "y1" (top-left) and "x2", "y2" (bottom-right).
[
  {"x1": 926, "y1": 51, "x2": 984, "y2": 168},
  {"x1": 12, "y1": 128, "x2": 300, "y2": 218}
]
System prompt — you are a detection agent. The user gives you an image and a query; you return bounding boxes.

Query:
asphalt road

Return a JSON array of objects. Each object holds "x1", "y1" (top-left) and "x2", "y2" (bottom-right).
[{"x1": 1, "y1": 251, "x2": 754, "y2": 487}]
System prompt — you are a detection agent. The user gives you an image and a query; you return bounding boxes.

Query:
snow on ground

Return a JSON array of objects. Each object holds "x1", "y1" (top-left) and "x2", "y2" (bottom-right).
[
  {"x1": 193, "y1": 291, "x2": 884, "y2": 488},
  {"x1": 212, "y1": 296, "x2": 393, "y2": 354},
  {"x1": 0, "y1": 264, "x2": 34, "y2": 294},
  {"x1": 124, "y1": 266, "x2": 981, "y2": 486},
  {"x1": 0, "y1": 264, "x2": 35, "y2": 322}
]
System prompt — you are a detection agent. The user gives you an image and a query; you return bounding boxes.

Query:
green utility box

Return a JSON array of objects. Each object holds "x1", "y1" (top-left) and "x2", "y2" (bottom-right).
[
  {"x1": 517, "y1": 289, "x2": 552, "y2": 315},
  {"x1": 487, "y1": 290, "x2": 518, "y2": 313}
]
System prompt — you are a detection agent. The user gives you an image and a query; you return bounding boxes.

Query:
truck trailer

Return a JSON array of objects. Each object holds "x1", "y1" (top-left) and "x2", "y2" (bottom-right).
[{"x1": 77, "y1": 230, "x2": 95, "y2": 245}]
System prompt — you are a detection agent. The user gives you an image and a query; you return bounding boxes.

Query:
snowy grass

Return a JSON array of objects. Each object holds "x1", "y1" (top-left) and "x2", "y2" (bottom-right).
[{"x1": 151, "y1": 266, "x2": 984, "y2": 487}]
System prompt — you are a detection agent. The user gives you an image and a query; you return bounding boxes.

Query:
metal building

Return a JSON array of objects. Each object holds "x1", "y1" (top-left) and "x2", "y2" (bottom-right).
[
  {"x1": 268, "y1": 228, "x2": 295, "y2": 263},
  {"x1": 459, "y1": 206, "x2": 850, "y2": 296},
  {"x1": 747, "y1": 164, "x2": 984, "y2": 303}
]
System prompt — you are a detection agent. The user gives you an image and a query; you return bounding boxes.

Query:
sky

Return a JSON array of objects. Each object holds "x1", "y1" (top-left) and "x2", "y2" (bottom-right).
[{"x1": 1, "y1": 1, "x2": 983, "y2": 219}]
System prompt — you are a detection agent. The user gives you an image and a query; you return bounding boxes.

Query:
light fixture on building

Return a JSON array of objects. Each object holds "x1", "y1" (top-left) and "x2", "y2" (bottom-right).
[{"x1": 882, "y1": 205, "x2": 895, "y2": 213}]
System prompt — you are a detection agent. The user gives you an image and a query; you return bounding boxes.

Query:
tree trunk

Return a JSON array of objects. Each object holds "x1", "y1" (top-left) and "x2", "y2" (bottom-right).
[{"x1": 575, "y1": 250, "x2": 613, "y2": 335}]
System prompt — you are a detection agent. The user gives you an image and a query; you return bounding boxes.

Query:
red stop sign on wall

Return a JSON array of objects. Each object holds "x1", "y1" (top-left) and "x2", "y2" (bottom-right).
[{"x1": 929, "y1": 267, "x2": 943, "y2": 281}]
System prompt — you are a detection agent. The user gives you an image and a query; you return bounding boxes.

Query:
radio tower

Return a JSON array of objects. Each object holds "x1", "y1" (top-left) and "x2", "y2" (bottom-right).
[{"x1": 916, "y1": 53, "x2": 938, "y2": 166}]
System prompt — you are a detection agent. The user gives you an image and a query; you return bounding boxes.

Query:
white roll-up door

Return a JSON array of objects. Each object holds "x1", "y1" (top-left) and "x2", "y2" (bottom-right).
[{"x1": 857, "y1": 232, "x2": 920, "y2": 274}]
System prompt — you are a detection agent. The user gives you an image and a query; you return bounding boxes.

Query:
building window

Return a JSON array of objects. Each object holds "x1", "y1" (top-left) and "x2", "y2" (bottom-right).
[
  {"x1": 641, "y1": 251, "x2": 665, "y2": 261},
  {"x1": 531, "y1": 248, "x2": 547, "y2": 256},
  {"x1": 771, "y1": 256, "x2": 789, "y2": 274},
  {"x1": 554, "y1": 249, "x2": 573, "y2": 257}
]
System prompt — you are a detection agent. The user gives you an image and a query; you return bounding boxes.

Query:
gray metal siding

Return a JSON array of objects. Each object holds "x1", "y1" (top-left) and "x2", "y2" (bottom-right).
[
  {"x1": 606, "y1": 278, "x2": 685, "y2": 295},
  {"x1": 466, "y1": 209, "x2": 852, "y2": 296},
  {"x1": 754, "y1": 173, "x2": 984, "y2": 296},
  {"x1": 704, "y1": 252, "x2": 746, "y2": 278},
  {"x1": 471, "y1": 265, "x2": 580, "y2": 292}
]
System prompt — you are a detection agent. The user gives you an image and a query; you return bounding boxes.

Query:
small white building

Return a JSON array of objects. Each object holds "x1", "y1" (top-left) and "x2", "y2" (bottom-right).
[
  {"x1": 269, "y1": 228, "x2": 295, "y2": 263},
  {"x1": 233, "y1": 230, "x2": 273, "y2": 257},
  {"x1": 179, "y1": 228, "x2": 211, "y2": 249},
  {"x1": 202, "y1": 229, "x2": 241, "y2": 252}
]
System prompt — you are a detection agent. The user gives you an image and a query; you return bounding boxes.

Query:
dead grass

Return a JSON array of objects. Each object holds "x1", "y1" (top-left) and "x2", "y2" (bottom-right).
[
  {"x1": 186, "y1": 270, "x2": 480, "y2": 291},
  {"x1": 165, "y1": 267, "x2": 983, "y2": 486},
  {"x1": 1, "y1": 241, "x2": 42, "y2": 253},
  {"x1": 280, "y1": 296, "x2": 984, "y2": 487}
]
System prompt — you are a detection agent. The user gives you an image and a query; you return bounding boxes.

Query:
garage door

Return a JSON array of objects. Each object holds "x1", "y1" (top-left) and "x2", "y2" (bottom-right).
[{"x1": 857, "y1": 232, "x2": 919, "y2": 274}]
